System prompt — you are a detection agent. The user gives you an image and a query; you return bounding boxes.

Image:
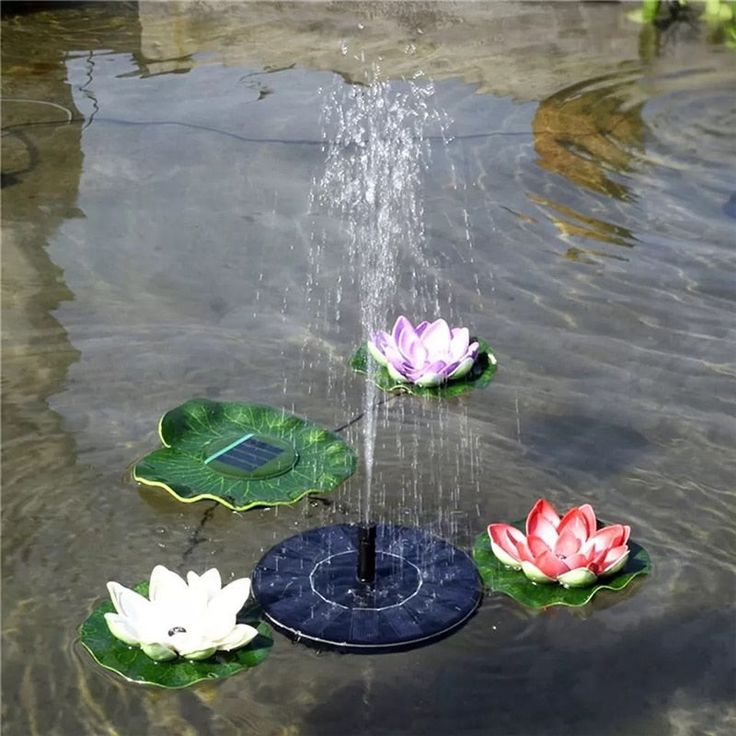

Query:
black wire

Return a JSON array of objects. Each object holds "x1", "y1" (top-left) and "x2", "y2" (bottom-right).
[
  {"x1": 178, "y1": 391, "x2": 403, "y2": 560},
  {"x1": 79, "y1": 51, "x2": 100, "y2": 131},
  {"x1": 181, "y1": 502, "x2": 218, "y2": 561},
  {"x1": 332, "y1": 392, "x2": 403, "y2": 433},
  {"x1": 0, "y1": 114, "x2": 531, "y2": 145}
]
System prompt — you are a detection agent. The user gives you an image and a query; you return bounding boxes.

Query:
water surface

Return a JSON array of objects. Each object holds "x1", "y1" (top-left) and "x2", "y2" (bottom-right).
[{"x1": 2, "y1": 2, "x2": 735, "y2": 735}]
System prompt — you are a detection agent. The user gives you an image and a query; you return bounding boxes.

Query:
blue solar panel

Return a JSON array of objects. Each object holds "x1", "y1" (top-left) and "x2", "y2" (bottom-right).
[{"x1": 205, "y1": 433, "x2": 286, "y2": 472}]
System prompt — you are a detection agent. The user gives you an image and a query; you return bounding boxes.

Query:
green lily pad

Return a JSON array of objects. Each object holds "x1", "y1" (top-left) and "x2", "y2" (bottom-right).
[
  {"x1": 133, "y1": 399, "x2": 356, "y2": 511},
  {"x1": 79, "y1": 583, "x2": 273, "y2": 688},
  {"x1": 473, "y1": 525, "x2": 651, "y2": 609},
  {"x1": 350, "y1": 339, "x2": 497, "y2": 398}
]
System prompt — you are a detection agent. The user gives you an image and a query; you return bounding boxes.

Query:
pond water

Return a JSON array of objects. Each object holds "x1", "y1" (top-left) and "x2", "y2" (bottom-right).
[{"x1": 2, "y1": 2, "x2": 735, "y2": 734}]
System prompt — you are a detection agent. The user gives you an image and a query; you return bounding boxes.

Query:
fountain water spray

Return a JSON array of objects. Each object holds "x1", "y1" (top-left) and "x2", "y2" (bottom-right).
[
  {"x1": 253, "y1": 64, "x2": 481, "y2": 652},
  {"x1": 319, "y1": 68, "x2": 437, "y2": 580},
  {"x1": 318, "y1": 68, "x2": 438, "y2": 531}
]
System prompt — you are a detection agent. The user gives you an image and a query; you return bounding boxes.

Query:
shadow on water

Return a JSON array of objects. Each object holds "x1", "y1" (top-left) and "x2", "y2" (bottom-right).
[
  {"x1": 522, "y1": 413, "x2": 650, "y2": 479},
  {"x1": 1, "y1": 24, "x2": 84, "y2": 450},
  {"x1": 299, "y1": 605, "x2": 736, "y2": 736}
]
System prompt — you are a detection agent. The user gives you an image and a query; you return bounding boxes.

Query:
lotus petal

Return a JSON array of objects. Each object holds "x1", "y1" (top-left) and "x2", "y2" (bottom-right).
[
  {"x1": 406, "y1": 358, "x2": 442, "y2": 380},
  {"x1": 397, "y1": 324, "x2": 427, "y2": 366},
  {"x1": 521, "y1": 560, "x2": 556, "y2": 584},
  {"x1": 526, "y1": 499, "x2": 560, "y2": 537},
  {"x1": 106, "y1": 581, "x2": 126, "y2": 615},
  {"x1": 578, "y1": 504, "x2": 597, "y2": 537},
  {"x1": 150, "y1": 565, "x2": 189, "y2": 605},
  {"x1": 443, "y1": 359, "x2": 461, "y2": 376},
  {"x1": 529, "y1": 515, "x2": 558, "y2": 551},
  {"x1": 386, "y1": 361, "x2": 409, "y2": 383},
  {"x1": 561, "y1": 552, "x2": 590, "y2": 570},
  {"x1": 557, "y1": 567, "x2": 598, "y2": 589},
  {"x1": 447, "y1": 356, "x2": 475, "y2": 381},
  {"x1": 414, "y1": 321, "x2": 431, "y2": 336},
  {"x1": 392, "y1": 315, "x2": 414, "y2": 344},
  {"x1": 414, "y1": 371, "x2": 445, "y2": 387},
  {"x1": 203, "y1": 607, "x2": 239, "y2": 643},
  {"x1": 488, "y1": 524, "x2": 524, "y2": 569},
  {"x1": 555, "y1": 530, "x2": 583, "y2": 559},
  {"x1": 490, "y1": 539, "x2": 521, "y2": 569},
  {"x1": 583, "y1": 524, "x2": 628, "y2": 557},
  {"x1": 532, "y1": 549, "x2": 571, "y2": 579},
  {"x1": 367, "y1": 338, "x2": 390, "y2": 367},
  {"x1": 448, "y1": 327, "x2": 471, "y2": 361},
  {"x1": 141, "y1": 642, "x2": 177, "y2": 661},
  {"x1": 412, "y1": 359, "x2": 449, "y2": 386},
  {"x1": 215, "y1": 623, "x2": 260, "y2": 651},
  {"x1": 599, "y1": 548, "x2": 629, "y2": 577},
  {"x1": 383, "y1": 344, "x2": 409, "y2": 374},
  {"x1": 106, "y1": 582, "x2": 152, "y2": 625},
  {"x1": 513, "y1": 535, "x2": 535, "y2": 564},
  {"x1": 187, "y1": 568, "x2": 222, "y2": 602},
  {"x1": 557, "y1": 509, "x2": 590, "y2": 545},
  {"x1": 620, "y1": 525, "x2": 631, "y2": 546},
  {"x1": 527, "y1": 534, "x2": 552, "y2": 559},
  {"x1": 151, "y1": 571, "x2": 207, "y2": 625},
  {"x1": 104, "y1": 613, "x2": 140, "y2": 646},
  {"x1": 422, "y1": 319, "x2": 453, "y2": 357},
  {"x1": 401, "y1": 335, "x2": 427, "y2": 366},
  {"x1": 183, "y1": 647, "x2": 218, "y2": 661},
  {"x1": 210, "y1": 578, "x2": 251, "y2": 620}
]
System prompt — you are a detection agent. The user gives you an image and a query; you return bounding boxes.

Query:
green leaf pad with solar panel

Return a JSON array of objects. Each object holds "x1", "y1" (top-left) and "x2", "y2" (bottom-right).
[{"x1": 133, "y1": 399, "x2": 357, "y2": 511}]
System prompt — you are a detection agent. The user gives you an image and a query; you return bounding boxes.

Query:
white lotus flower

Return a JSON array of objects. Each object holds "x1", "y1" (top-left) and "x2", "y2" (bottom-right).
[{"x1": 104, "y1": 566, "x2": 258, "y2": 661}]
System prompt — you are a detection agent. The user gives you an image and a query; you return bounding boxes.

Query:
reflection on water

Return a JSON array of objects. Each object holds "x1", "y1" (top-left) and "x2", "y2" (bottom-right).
[
  {"x1": 533, "y1": 70, "x2": 646, "y2": 201},
  {"x1": 2, "y1": 2, "x2": 735, "y2": 736},
  {"x1": 528, "y1": 194, "x2": 636, "y2": 251},
  {"x1": 526, "y1": 61, "x2": 735, "y2": 256}
]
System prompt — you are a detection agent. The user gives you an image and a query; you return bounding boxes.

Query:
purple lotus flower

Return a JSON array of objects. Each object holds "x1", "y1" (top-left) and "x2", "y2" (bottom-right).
[{"x1": 368, "y1": 316, "x2": 481, "y2": 387}]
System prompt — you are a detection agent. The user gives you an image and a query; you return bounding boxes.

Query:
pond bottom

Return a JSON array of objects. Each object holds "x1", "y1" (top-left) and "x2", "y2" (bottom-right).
[{"x1": 252, "y1": 523, "x2": 481, "y2": 652}]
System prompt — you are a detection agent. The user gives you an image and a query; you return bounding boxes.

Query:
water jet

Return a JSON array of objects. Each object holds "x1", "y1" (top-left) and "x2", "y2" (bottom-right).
[{"x1": 253, "y1": 68, "x2": 481, "y2": 652}]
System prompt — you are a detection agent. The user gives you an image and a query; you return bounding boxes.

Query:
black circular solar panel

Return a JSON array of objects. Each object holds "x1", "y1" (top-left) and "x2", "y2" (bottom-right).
[{"x1": 252, "y1": 523, "x2": 481, "y2": 652}]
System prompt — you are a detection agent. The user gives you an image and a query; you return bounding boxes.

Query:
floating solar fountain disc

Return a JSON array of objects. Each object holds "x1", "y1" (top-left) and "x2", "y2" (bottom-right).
[{"x1": 252, "y1": 523, "x2": 482, "y2": 652}]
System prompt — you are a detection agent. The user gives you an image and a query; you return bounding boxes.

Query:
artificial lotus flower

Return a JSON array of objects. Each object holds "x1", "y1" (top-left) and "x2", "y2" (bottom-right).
[
  {"x1": 488, "y1": 499, "x2": 630, "y2": 588},
  {"x1": 368, "y1": 315, "x2": 486, "y2": 387},
  {"x1": 105, "y1": 565, "x2": 258, "y2": 661}
]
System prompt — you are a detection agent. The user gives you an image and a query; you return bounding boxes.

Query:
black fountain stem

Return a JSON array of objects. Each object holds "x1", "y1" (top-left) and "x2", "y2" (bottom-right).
[{"x1": 357, "y1": 522, "x2": 377, "y2": 584}]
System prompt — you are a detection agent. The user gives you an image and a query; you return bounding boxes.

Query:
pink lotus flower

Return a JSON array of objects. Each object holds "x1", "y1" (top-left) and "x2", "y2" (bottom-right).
[
  {"x1": 488, "y1": 499, "x2": 630, "y2": 588},
  {"x1": 368, "y1": 316, "x2": 484, "y2": 387}
]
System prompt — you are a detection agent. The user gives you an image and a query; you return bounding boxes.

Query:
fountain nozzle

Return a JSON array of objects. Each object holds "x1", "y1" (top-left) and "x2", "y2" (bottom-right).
[{"x1": 357, "y1": 523, "x2": 377, "y2": 584}]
